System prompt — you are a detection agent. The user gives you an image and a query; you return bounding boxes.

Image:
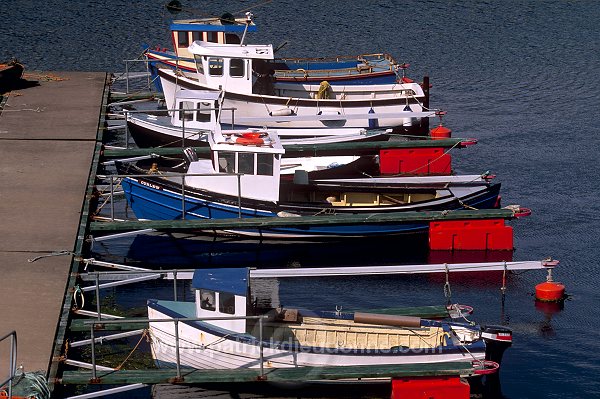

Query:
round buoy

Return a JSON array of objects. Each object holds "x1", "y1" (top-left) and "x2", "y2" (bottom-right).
[
  {"x1": 535, "y1": 281, "x2": 565, "y2": 302},
  {"x1": 472, "y1": 360, "x2": 500, "y2": 375},
  {"x1": 430, "y1": 125, "x2": 452, "y2": 140}
]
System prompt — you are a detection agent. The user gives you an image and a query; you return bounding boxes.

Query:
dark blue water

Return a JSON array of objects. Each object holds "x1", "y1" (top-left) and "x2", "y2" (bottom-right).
[{"x1": 4, "y1": 1, "x2": 600, "y2": 397}]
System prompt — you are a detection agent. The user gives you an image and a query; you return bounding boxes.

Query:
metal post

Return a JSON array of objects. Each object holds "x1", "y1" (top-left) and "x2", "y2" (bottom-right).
[
  {"x1": 173, "y1": 270, "x2": 178, "y2": 301},
  {"x1": 422, "y1": 75, "x2": 430, "y2": 134},
  {"x1": 259, "y1": 317, "x2": 264, "y2": 378},
  {"x1": 182, "y1": 114, "x2": 185, "y2": 148},
  {"x1": 90, "y1": 324, "x2": 97, "y2": 381},
  {"x1": 125, "y1": 61, "x2": 129, "y2": 94},
  {"x1": 174, "y1": 319, "x2": 182, "y2": 379},
  {"x1": 124, "y1": 110, "x2": 130, "y2": 149},
  {"x1": 110, "y1": 176, "x2": 114, "y2": 221},
  {"x1": 95, "y1": 274, "x2": 101, "y2": 321},
  {"x1": 181, "y1": 175, "x2": 186, "y2": 220},
  {"x1": 231, "y1": 108, "x2": 235, "y2": 130},
  {"x1": 237, "y1": 174, "x2": 242, "y2": 218}
]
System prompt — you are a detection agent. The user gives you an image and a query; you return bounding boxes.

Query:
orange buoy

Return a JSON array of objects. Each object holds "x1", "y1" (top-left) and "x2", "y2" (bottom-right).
[
  {"x1": 430, "y1": 125, "x2": 452, "y2": 140},
  {"x1": 235, "y1": 132, "x2": 266, "y2": 146},
  {"x1": 535, "y1": 281, "x2": 565, "y2": 302}
]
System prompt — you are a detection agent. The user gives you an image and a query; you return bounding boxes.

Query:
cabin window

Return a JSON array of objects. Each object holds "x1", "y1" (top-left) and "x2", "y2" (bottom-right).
[
  {"x1": 225, "y1": 33, "x2": 241, "y2": 44},
  {"x1": 230, "y1": 59, "x2": 245, "y2": 78},
  {"x1": 238, "y1": 152, "x2": 255, "y2": 175},
  {"x1": 178, "y1": 101, "x2": 194, "y2": 122},
  {"x1": 176, "y1": 31, "x2": 189, "y2": 48},
  {"x1": 207, "y1": 31, "x2": 218, "y2": 43},
  {"x1": 208, "y1": 58, "x2": 224, "y2": 76},
  {"x1": 218, "y1": 151, "x2": 235, "y2": 173},
  {"x1": 193, "y1": 55, "x2": 204, "y2": 75},
  {"x1": 257, "y1": 153, "x2": 273, "y2": 176},
  {"x1": 219, "y1": 292, "x2": 236, "y2": 314},
  {"x1": 199, "y1": 289, "x2": 216, "y2": 311},
  {"x1": 191, "y1": 31, "x2": 202, "y2": 42},
  {"x1": 196, "y1": 101, "x2": 212, "y2": 122}
]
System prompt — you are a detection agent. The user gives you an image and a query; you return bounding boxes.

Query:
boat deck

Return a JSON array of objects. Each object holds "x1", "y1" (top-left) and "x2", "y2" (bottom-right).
[{"x1": 0, "y1": 71, "x2": 106, "y2": 374}]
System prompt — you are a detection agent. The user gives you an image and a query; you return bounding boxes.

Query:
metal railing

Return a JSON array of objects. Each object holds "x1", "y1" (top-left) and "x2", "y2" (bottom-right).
[
  {"x1": 120, "y1": 106, "x2": 237, "y2": 149},
  {"x1": 83, "y1": 315, "x2": 268, "y2": 381},
  {"x1": 102, "y1": 171, "x2": 244, "y2": 221},
  {"x1": 120, "y1": 59, "x2": 153, "y2": 95},
  {"x1": 79, "y1": 268, "x2": 194, "y2": 321},
  {"x1": 0, "y1": 330, "x2": 17, "y2": 399}
]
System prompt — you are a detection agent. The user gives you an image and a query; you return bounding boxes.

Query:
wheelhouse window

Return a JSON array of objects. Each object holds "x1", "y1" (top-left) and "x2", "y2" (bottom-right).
[
  {"x1": 225, "y1": 33, "x2": 241, "y2": 44},
  {"x1": 178, "y1": 101, "x2": 194, "y2": 122},
  {"x1": 176, "y1": 31, "x2": 189, "y2": 48},
  {"x1": 207, "y1": 31, "x2": 218, "y2": 43},
  {"x1": 208, "y1": 58, "x2": 224, "y2": 76},
  {"x1": 219, "y1": 292, "x2": 236, "y2": 314},
  {"x1": 199, "y1": 289, "x2": 216, "y2": 311},
  {"x1": 218, "y1": 151, "x2": 235, "y2": 173},
  {"x1": 193, "y1": 55, "x2": 204, "y2": 75},
  {"x1": 257, "y1": 153, "x2": 274, "y2": 176},
  {"x1": 230, "y1": 58, "x2": 245, "y2": 78},
  {"x1": 196, "y1": 101, "x2": 212, "y2": 122},
  {"x1": 191, "y1": 31, "x2": 202, "y2": 42},
  {"x1": 238, "y1": 152, "x2": 255, "y2": 175}
]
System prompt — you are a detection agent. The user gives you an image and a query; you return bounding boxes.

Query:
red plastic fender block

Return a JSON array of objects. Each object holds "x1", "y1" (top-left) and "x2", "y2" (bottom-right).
[
  {"x1": 379, "y1": 148, "x2": 451, "y2": 175},
  {"x1": 429, "y1": 219, "x2": 514, "y2": 251},
  {"x1": 391, "y1": 376, "x2": 470, "y2": 399}
]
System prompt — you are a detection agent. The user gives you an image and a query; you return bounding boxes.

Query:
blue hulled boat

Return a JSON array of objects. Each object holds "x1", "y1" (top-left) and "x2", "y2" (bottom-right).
[{"x1": 118, "y1": 124, "x2": 501, "y2": 240}]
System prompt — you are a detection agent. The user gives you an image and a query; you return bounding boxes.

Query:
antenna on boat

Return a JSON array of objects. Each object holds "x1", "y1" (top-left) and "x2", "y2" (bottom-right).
[
  {"x1": 274, "y1": 40, "x2": 289, "y2": 53},
  {"x1": 240, "y1": 12, "x2": 253, "y2": 45}
]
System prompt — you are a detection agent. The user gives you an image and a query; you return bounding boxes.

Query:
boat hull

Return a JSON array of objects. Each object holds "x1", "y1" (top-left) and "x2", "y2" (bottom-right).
[
  {"x1": 126, "y1": 113, "x2": 391, "y2": 149},
  {"x1": 120, "y1": 174, "x2": 501, "y2": 240},
  {"x1": 158, "y1": 69, "x2": 426, "y2": 130},
  {"x1": 148, "y1": 300, "x2": 486, "y2": 370}
]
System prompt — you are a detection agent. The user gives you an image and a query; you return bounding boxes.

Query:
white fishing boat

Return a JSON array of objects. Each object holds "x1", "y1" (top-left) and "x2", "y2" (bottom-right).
[
  {"x1": 126, "y1": 91, "x2": 391, "y2": 148},
  {"x1": 147, "y1": 268, "x2": 512, "y2": 370},
  {"x1": 158, "y1": 40, "x2": 435, "y2": 130}
]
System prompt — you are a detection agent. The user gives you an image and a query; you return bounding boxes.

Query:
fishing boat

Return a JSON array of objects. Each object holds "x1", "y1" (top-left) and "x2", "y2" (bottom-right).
[
  {"x1": 147, "y1": 268, "x2": 512, "y2": 370},
  {"x1": 125, "y1": 91, "x2": 392, "y2": 148},
  {"x1": 0, "y1": 59, "x2": 24, "y2": 93},
  {"x1": 144, "y1": 12, "x2": 407, "y2": 91},
  {"x1": 118, "y1": 125, "x2": 501, "y2": 239},
  {"x1": 157, "y1": 39, "x2": 433, "y2": 131}
]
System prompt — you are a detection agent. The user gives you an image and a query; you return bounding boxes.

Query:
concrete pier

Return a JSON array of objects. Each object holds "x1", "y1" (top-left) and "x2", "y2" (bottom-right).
[{"x1": 0, "y1": 71, "x2": 106, "y2": 374}]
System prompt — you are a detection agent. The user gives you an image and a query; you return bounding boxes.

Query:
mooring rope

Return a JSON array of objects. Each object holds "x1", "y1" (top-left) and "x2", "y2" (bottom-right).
[{"x1": 27, "y1": 250, "x2": 73, "y2": 263}]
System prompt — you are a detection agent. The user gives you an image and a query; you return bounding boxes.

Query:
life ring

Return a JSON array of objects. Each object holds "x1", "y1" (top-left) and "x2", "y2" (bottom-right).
[
  {"x1": 472, "y1": 360, "x2": 500, "y2": 375},
  {"x1": 235, "y1": 132, "x2": 267, "y2": 146}
]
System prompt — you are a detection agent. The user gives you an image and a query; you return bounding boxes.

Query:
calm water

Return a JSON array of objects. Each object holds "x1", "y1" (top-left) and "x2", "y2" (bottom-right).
[{"x1": 3, "y1": 0, "x2": 600, "y2": 397}]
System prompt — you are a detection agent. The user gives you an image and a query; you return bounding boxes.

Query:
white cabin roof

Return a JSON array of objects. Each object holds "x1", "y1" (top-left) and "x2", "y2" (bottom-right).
[
  {"x1": 188, "y1": 40, "x2": 274, "y2": 60},
  {"x1": 174, "y1": 90, "x2": 221, "y2": 101}
]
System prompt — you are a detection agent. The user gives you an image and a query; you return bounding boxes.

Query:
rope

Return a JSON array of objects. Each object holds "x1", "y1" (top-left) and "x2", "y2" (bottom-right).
[
  {"x1": 501, "y1": 261, "x2": 507, "y2": 295},
  {"x1": 390, "y1": 140, "x2": 462, "y2": 177},
  {"x1": 115, "y1": 329, "x2": 149, "y2": 370},
  {"x1": 443, "y1": 263, "x2": 452, "y2": 305},
  {"x1": 448, "y1": 329, "x2": 479, "y2": 361},
  {"x1": 449, "y1": 304, "x2": 475, "y2": 325},
  {"x1": 73, "y1": 285, "x2": 85, "y2": 310},
  {"x1": 27, "y1": 250, "x2": 72, "y2": 263},
  {"x1": 457, "y1": 197, "x2": 479, "y2": 210}
]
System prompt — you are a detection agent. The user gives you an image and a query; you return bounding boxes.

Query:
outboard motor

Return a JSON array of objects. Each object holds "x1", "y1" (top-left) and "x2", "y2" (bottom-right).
[
  {"x1": 482, "y1": 325, "x2": 513, "y2": 364},
  {"x1": 183, "y1": 147, "x2": 199, "y2": 165}
]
